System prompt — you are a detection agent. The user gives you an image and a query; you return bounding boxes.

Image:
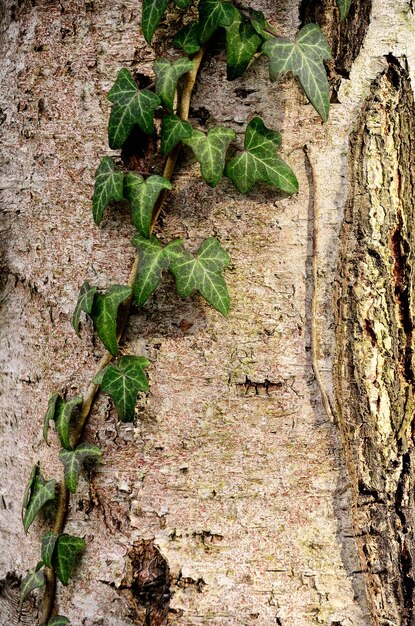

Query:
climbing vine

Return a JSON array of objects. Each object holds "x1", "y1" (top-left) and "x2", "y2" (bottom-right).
[{"x1": 19, "y1": 0, "x2": 351, "y2": 623}]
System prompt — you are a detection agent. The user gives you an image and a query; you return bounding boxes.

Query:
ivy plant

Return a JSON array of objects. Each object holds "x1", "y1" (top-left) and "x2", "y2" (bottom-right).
[{"x1": 20, "y1": 0, "x2": 350, "y2": 623}]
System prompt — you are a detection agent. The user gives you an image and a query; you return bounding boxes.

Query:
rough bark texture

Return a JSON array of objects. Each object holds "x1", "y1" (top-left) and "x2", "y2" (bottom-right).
[{"x1": 0, "y1": 0, "x2": 414, "y2": 625}]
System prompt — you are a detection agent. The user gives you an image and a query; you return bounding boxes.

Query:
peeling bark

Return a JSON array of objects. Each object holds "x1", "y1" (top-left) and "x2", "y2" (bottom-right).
[{"x1": 335, "y1": 56, "x2": 415, "y2": 625}]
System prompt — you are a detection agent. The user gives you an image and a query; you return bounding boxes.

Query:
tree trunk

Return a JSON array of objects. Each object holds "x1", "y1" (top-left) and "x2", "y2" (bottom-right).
[{"x1": 1, "y1": 0, "x2": 414, "y2": 625}]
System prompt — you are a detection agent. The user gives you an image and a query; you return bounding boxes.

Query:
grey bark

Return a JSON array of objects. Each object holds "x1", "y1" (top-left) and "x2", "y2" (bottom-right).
[{"x1": 0, "y1": 1, "x2": 414, "y2": 625}]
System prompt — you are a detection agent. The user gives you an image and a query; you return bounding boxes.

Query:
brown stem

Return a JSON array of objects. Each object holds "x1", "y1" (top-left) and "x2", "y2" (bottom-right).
[{"x1": 38, "y1": 46, "x2": 205, "y2": 626}]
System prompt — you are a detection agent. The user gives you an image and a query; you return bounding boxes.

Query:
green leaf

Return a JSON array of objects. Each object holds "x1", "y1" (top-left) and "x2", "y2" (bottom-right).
[
  {"x1": 198, "y1": 0, "x2": 234, "y2": 43},
  {"x1": 55, "y1": 534, "x2": 86, "y2": 586},
  {"x1": 55, "y1": 396, "x2": 83, "y2": 451},
  {"x1": 59, "y1": 443, "x2": 102, "y2": 494},
  {"x1": 262, "y1": 24, "x2": 332, "y2": 122},
  {"x1": 96, "y1": 356, "x2": 150, "y2": 422},
  {"x1": 108, "y1": 69, "x2": 160, "y2": 149},
  {"x1": 23, "y1": 471, "x2": 56, "y2": 533},
  {"x1": 19, "y1": 562, "x2": 45, "y2": 609},
  {"x1": 154, "y1": 57, "x2": 194, "y2": 111},
  {"x1": 166, "y1": 237, "x2": 231, "y2": 315},
  {"x1": 90, "y1": 285, "x2": 132, "y2": 356},
  {"x1": 22, "y1": 462, "x2": 40, "y2": 523},
  {"x1": 225, "y1": 117, "x2": 298, "y2": 195},
  {"x1": 130, "y1": 235, "x2": 180, "y2": 305},
  {"x1": 173, "y1": 22, "x2": 201, "y2": 54},
  {"x1": 337, "y1": 0, "x2": 352, "y2": 19},
  {"x1": 224, "y1": 6, "x2": 262, "y2": 80},
  {"x1": 160, "y1": 113, "x2": 192, "y2": 155},
  {"x1": 183, "y1": 126, "x2": 236, "y2": 187},
  {"x1": 124, "y1": 173, "x2": 172, "y2": 237},
  {"x1": 43, "y1": 393, "x2": 60, "y2": 445},
  {"x1": 142, "y1": 0, "x2": 169, "y2": 44},
  {"x1": 248, "y1": 9, "x2": 276, "y2": 39},
  {"x1": 72, "y1": 281, "x2": 98, "y2": 337},
  {"x1": 174, "y1": 0, "x2": 190, "y2": 7},
  {"x1": 92, "y1": 157, "x2": 124, "y2": 226},
  {"x1": 41, "y1": 532, "x2": 59, "y2": 568},
  {"x1": 47, "y1": 617, "x2": 70, "y2": 626}
]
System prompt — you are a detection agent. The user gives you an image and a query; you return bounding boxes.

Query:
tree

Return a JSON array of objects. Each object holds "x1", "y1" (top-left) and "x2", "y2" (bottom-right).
[{"x1": 0, "y1": 0, "x2": 414, "y2": 624}]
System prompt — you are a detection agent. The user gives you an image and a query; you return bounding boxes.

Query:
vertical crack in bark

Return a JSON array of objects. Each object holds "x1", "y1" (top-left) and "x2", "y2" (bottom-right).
[
  {"x1": 299, "y1": 0, "x2": 372, "y2": 89},
  {"x1": 334, "y1": 56, "x2": 415, "y2": 625}
]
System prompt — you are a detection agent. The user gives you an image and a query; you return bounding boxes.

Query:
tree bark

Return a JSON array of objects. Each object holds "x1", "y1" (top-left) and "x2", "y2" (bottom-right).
[{"x1": 0, "y1": 1, "x2": 414, "y2": 625}]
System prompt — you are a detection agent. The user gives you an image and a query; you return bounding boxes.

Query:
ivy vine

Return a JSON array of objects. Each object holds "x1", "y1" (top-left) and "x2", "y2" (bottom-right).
[{"x1": 20, "y1": 0, "x2": 352, "y2": 623}]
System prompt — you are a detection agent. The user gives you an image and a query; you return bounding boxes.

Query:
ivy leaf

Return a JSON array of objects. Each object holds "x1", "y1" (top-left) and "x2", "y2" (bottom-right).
[
  {"x1": 108, "y1": 69, "x2": 160, "y2": 149},
  {"x1": 124, "y1": 173, "x2": 172, "y2": 237},
  {"x1": 183, "y1": 126, "x2": 236, "y2": 187},
  {"x1": 166, "y1": 237, "x2": 231, "y2": 315},
  {"x1": 41, "y1": 532, "x2": 59, "y2": 568},
  {"x1": 337, "y1": 0, "x2": 352, "y2": 19},
  {"x1": 173, "y1": 22, "x2": 201, "y2": 54},
  {"x1": 23, "y1": 465, "x2": 56, "y2": 533},
  {"x1": 130, "y1": 235, "x2": 182, "y2": 305},
  {"x1": 248, "y1": 9, "x2": 276, "y2": 39},
  {"x1": 95, "y1": 356, "x2": 150, "y2": 422},
  {"x1": 47, "y1": 617, "x2": 70, "y2": 626},
  {"x1": 43, "y1": 393, "x2": 60, "y2": 445},
  {"x1": 90, "y1": 285, "x2": 132, "y2": 356},
  {"x1": 55, "y1": 534, "x2": 86, "y2": 586},
  {"x1": 198, "y1": 0, "x2": 234, "y2": 43},
  {"x1": 262, "y1": 24, "x2": 332, "y2": 122},
  {"x1": 19, "y1": 562, "x2": 45, "y2": 609},
  {"x1": 160, "y1": 113, "x2": 192, "y2": 155},
  {"x1": 154, "y1": 57, "x2": 195, "y2": 111},
  {"x1": 141, "y1": 0, "x2": 169, "y2": 44},
  {"x1": 174, "y1": 0, "x2": 190, "y2": 7},
  {"x1": 92, "y1": 157, "x2": 124, "y2": 226},
  {"x1": 54, "y1": 396, "x2": 83, "y2": 451},
  {"x1": 72, "y1": 281, "x2": 98, "y2": 337},
  {"x1": 224, "y1": 6, "x2": 263, "y2": 80},
  {"x1": 225, "y1": 117, "x2": 298, "y2": 195},
  {"x1": 59, "y1": 443, "x2": 102, "y2": 494}
]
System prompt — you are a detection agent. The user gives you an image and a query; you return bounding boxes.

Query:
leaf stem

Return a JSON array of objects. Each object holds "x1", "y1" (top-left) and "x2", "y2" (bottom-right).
[{"x1": 38, "y1": 45, "x2": 205, "y2": 626}]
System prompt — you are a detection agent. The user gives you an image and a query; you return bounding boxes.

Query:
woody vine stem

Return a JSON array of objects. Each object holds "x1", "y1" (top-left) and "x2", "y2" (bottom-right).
[{"x1": 19, "y1": 1, "x2": 351, "y2": 624}]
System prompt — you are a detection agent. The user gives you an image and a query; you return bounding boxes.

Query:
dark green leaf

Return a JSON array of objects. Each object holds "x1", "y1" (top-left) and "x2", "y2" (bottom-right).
[
  {"x1": 262, "y1": 24, "x2": 332, "y2": 122},
  {"x1": 41, "y1": 532, "x2": 59, "y2": 568},
  {"x1": 248, "y1": 9, "x2": 276, "y2": 39},
  {"x1": 55, "y1": 534, "x2": 86, "y2": 586},
  {"x1": 224, "y1": 6, "x2": 262, "y2": 80},
  {"x1": 90, "y1": 285, "x2": 132, "y2": 356},
  {"x1": 23, "y1": 464, "x2": 56, "y2": 533},
  {"x1": 124, "y1": 173, "x2": 172, "y2": 237},
  {"x1": 96, "y1": 356, "x2": 150, "y2": 422},
  {"x1": 72, "y1": 281, "x2": 98, "y2": 337},
  {"x1": 173, "y1": 21, "x2": 201, "y2": 54},
  {"x1": 55, "y1": 396, "x2": 83, "y2": 451},
  {"x1": 47, "y1": 617, "x2": 70, "y2": 626},
  {"x1": 160, "y1": 113, "x2": 192, "y2": 155},
  {"x1": 166, "y1": 237, "x2": 231, "y2": 315},
  {"x1": 154, "y1": 57, "x2": 194, "y2": 111},
  {"x1": 59, "y1": 443, "x2": 102, "y2": 494},
  {"x1": 225, "y1": 117, "x2": 298, "y2": 195},
  {"x1": 198, "y1": 0, "x2": 234, "y2": 43},
  {"x1": 108, "y1": 69, "x2": 160, "y2": 149},
  {"x1": 183, "y1": 126, "x2": 236, "y2": 187},
  {"x1": 92, "y1": 157, "x2": 124, "y2": 226},
  {"x1": 174, "y1": 0, "x2": 190, "y2": 7},
  {"x1": 19, "y1": 562, "x2": 45, "y2": 609},
  {"x1": 130, "y1": 235, "x2": 181, "y2": 305},
  {"x1": 336, "y1": 0, "x2": 352, "y2": 19},
  {"x1": 22, "y1": 462, "x2": 40, "y2": 523},
  {"x1": 43, "y1": 394, "x2": 60, "y2": 445},
  {"x1": 142, "y1": 0, "x2": 169, "y2": 44}
]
